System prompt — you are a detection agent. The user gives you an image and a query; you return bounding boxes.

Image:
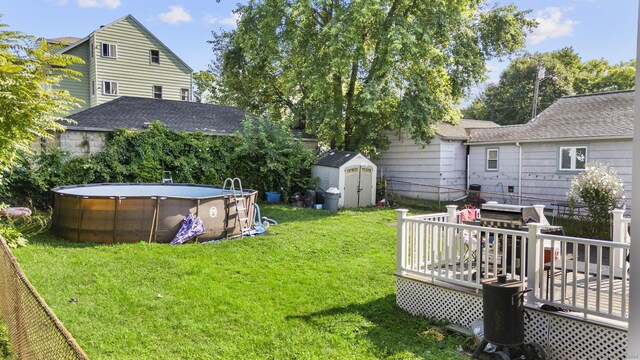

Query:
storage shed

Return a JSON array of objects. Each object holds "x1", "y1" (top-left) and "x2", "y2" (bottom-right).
[{"x1": 312, "y1": 151, "x2": 377, "y2": 208}]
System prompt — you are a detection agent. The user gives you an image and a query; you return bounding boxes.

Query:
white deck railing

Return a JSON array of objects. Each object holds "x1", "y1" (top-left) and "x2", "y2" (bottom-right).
[{"x1": 396, "y1": 206, "x2": 631, "y2": 323}]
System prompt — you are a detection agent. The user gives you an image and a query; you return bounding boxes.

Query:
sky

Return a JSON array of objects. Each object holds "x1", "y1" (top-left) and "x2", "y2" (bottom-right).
[{"x1": 1, "y1": 0, "x2": 638, "y2": 100}]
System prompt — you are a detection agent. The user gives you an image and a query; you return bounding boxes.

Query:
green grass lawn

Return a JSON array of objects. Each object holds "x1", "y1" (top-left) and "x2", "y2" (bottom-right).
[{"x1": 13, "y1": 206, "x2": 467, "y2": 359}]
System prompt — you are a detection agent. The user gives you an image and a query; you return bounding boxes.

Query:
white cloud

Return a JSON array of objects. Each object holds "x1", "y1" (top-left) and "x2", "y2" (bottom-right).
[
  {"x1": 203, "y1": 13, "x2": 218, "y2": 25},
  {"x1": 202, "y1": 12, "x2": 239, "y2": 27},
  {"x1": 158, "y1": 6, "x2": 193, "y2": 25},
  {"x1": 77, "y1": 0, "x2": 120, "y2": 8},
  {"x1": 219, "y1": 13, "x2": 239, "y2": 26},
  {"x1": 529, "y1": 7, "x2": 578, "y2": 44}
]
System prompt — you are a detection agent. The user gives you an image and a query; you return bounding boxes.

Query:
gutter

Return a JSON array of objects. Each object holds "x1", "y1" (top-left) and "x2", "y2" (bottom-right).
[{"x1": 465, "y1": 135, "x2": 632, "y2": 146}]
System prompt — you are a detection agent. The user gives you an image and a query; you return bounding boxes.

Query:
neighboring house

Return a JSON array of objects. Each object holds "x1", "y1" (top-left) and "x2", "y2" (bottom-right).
[
  {"x1": 58, "y1": 96, "x2": 254, "y2": 156},
  {"x1": 374, "y1": 119, "x2": 499, "y2": 200},
  {"x1": 467, "y1": 90, "x2": 633, "y2": 206},
  {"x1": 49, "y1": 14, "x2": 193, "y2": 114}
]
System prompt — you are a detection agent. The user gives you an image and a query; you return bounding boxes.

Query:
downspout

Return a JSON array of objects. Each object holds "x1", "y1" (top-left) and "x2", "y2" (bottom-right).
[{"x1": 516, "y1": 142, "x2": 522, "y2": 205}]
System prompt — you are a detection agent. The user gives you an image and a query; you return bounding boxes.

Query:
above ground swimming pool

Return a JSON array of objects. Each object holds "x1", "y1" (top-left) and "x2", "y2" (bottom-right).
[{"x1": 51, "y1": 183, "x2": 257, "y2": 243}]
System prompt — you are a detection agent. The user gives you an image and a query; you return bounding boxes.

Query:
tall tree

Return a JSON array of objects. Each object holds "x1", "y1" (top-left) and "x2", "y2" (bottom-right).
[
  {"x1": 209, "y1": 1, "x2": 535, "y2": 153},
  {"x1": 463, "y1": 48, "x2": 636, "y2": 125},
  {"x1": 0, "y1": 19, "x2": 82, "y2": 173}
]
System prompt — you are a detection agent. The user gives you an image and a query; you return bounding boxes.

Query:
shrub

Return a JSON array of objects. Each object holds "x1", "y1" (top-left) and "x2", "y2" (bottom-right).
[
  {"x1": 231, "y1": 118, "x2": 318, "y2": 199},
  {"x1": 566, "y1": 162, "x2": 625, "y2": 239}
]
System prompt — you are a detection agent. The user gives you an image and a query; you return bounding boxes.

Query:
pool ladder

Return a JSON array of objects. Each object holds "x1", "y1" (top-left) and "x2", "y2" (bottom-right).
[{"x1": 222, "y1": 178, "x2": 251, "y2": 238}]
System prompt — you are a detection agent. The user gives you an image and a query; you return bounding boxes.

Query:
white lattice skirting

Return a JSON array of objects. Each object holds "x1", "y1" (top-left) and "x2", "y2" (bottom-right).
[{"x1": 396, "y1": 276, "x2": 628, "y2": 359}]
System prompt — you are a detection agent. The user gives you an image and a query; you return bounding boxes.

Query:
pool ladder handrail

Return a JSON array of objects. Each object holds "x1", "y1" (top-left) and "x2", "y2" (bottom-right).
[{"x1": 222, "y1": 178, "x2": 251, "y2": 238}]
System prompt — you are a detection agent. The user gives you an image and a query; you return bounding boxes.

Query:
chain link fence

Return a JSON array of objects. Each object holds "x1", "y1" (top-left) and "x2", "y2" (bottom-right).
[{"x1": 0, "y1": 236, "x2": 89, "y2": 360}]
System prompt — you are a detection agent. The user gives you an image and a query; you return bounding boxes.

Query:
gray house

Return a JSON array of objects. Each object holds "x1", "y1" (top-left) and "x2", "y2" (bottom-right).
[
  {"x1": 49, "y1": 14, "x2": 193, "y2": 114},
  {"x1": 374, "y1": 119, "x2": 499, "y2": 200},
  {"x1": 467, "y1": 90, "x2": 633, "y2": 205}
]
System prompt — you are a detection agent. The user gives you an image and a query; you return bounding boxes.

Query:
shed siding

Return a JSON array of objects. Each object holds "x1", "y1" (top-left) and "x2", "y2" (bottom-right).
[
  {"x1": 311, "y1": 166, "x2": 339, "y2": 193},
  {"x1": 468, "y1": 139, "x2": 632, "y2": 206},
  {"x1": 56, "y1": 41, "x2": 91, "y2": 113},
  {"x1": 93, "y1": 17, "x2": 192, "y2": 105},
  {"x1": 374, "y1": 132, "x2": 445, "y2": 200}
]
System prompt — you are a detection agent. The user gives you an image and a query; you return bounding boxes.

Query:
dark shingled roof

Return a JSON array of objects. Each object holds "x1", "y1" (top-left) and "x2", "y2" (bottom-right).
[
  {"x1": 436, "y1": 119, "x2": 499, "y2": 140},
  {"x1": 468, "y1": 90, "x2": 634, "y2": 144},
  {"x1": 314, "y1": 151, "x2": 362, "y2": 168},
  {"x1": 66, "y1": 96, "x2": 254, "y2": 135}
]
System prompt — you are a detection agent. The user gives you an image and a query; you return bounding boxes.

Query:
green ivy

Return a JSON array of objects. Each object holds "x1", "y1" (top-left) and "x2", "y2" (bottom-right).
[{"x1": 1, "y1": 121, "x2": 318, "y2": 210}]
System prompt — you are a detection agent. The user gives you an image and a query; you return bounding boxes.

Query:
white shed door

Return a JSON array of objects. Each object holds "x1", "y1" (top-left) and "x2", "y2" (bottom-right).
[{"x1": 344, "y1": 165, "x2": 374, "y2": 208}]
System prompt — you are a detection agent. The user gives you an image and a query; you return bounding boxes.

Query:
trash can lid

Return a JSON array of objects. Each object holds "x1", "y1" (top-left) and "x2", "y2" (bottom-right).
[{"x1": 325, "y1": 187, "x2": 340, "y2": 194}]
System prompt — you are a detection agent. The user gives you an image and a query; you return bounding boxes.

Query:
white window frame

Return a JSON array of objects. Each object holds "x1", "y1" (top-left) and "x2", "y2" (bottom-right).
[
  {"x1": 153, "y1": 85, "x2": 163, "y2": 99},
  {"x1": 102, "y1": 81, "x2": 118, "y2": 96},
  {"x1": 101, "y1": 42, "x2": 117, "y2": 58},
  {"x1": 91, "y1": 80, "x2": 95, "y2": 96},
  {"x1": 559, "y1": 146, "x2": 587, "y2": 171},
  {"x1": 149, "y1": 49, "x2": 160, "y2": 64},
  {"x1": 90, "y1": 41, "x2": 95, "y2": 58},
  {"x1": 486, "y1": 148, "x2": 499, "y2": 171},
  {"x1": 181, "y1": 88, "x2": 189, "y2": 101}
]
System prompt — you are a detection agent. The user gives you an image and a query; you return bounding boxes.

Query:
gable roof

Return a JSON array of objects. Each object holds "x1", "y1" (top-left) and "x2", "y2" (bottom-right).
[
  {"x1": 46, "y1": 37, "x2": 81, "y2": 45},
  {"x1": 56, "y1": 14, "x2": 193, "y2": 72},
  {"x1": 468, "y1": 90, "x2": 634, "y2": 144},
  {"x1": 314, "y1": 151, "x2": 363, "y2": 168},
  {"x1": 436, "y1": 119, "x2": 499, "y2": 140},
  {"x1": 66, "y1": 96, "x2": 253, "y2": 135}
]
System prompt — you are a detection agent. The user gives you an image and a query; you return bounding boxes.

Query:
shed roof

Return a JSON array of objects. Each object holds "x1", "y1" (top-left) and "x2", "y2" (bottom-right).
[
  {"x1": 436, "y1": 119, "x2": 499, "y2": 140},
  {"x1": 66, "y1": 96, "x2": 253, "y2": 135},
  {"x1": 314, "y1": 151, "x2": 366, "y2": 168},
  {"x1": 468, "y1": 90, "x2": 634, "y2": 144}
]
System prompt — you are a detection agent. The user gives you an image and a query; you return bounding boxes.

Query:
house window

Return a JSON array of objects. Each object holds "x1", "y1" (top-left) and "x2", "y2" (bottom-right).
[
  {"x1": 559, "y1": 146, "x2": 587, "y2": 171},
  {"x1": 181, "y1": 88, "x2": 189, "y2": 101},
  {"x1": 90, "y1": 41, "x2": 95, "y2": 58},
  {"x1": 101, "y1": 42, "x2": 117, "y2": 58},
  {"x1": 486, "y1": 148, "x2": 499, "y2": 171},
  {"x1": 91, "y1": 81, "x2": 95, "y2": 96},
  {"x1": 102, "y1": 81, "x2": 118, "y2": 95},
  {"x1": 153, "y1": 85, "x2": 163, "y2": 99},
  {"x1": 150, "y1": 49, "x2": 160, "y2": 64}
]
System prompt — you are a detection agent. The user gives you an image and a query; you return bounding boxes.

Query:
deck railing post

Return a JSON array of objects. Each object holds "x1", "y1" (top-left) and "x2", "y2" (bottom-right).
[
  {"x1": 446, "y1": 205, "x2": 458, "y2": 224},
  {"x1": 526, "y1": 223, "x2": 542, "y2": 304},
  {"x1": 612, "y1": 209, "x2": 625, "y2": 270},
  {"x1": 396, "y1": 209, "x2": 409, "y2": 274}
]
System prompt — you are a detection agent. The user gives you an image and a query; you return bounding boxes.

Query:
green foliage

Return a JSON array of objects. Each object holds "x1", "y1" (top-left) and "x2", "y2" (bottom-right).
[
  {"x1": 1, "y1": 121, "x2": 317, "y2": 210},
  {"x1": 0, "y1": 322, "x2": 12, "y2": 359},
  {"x1": 0, "y1": 18, "x2": 82, "y2": 173},
  {"x1": 566, "y1": 162, "x2": 625, "y2": 239},
  {"x1": 192, "y1": 70, "x2": 219, "y2": 103},
  {"x1": 209, "y1": 1, "x2": 534, "y2": 153},
  {"x1": 232, "y1": 118, "x2": 317, "y2": 199},
  {"x1": 0, "y1": 209, "x2": 50, "y2": 248},
  {"x1": 463, "y1": 48, "x2": 636, "y2": 125}
]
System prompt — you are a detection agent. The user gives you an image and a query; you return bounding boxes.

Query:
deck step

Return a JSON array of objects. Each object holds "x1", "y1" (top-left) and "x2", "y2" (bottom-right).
[{"x1": 445, "y1": 324, "x2": 473, "y2": 337}]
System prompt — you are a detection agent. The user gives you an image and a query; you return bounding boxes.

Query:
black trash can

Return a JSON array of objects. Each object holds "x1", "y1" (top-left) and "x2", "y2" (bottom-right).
[
  {"x1": 483, "y1": 276, "x2": 526, "y2": 346},
  {"x1": 304, "y1": 189, "x2": 316, "y2": 208}
]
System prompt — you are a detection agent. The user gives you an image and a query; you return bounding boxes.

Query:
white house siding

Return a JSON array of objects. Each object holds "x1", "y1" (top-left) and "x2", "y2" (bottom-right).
[
  {"x1": 438, "y1": 140, "x2": 468, "y2": 200},
  {"x1": 93, "y1": 17, "x2": 192, "y2": 105},
  {"x1": 468, "y1": 139, "x2": 633, "y2": 206},
  {"x1": 374, "y1": 132, "x2": 444, "y2": 200},
  {"x1": 58, "y1": 130, "x2": 107, "y2": 157}
]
